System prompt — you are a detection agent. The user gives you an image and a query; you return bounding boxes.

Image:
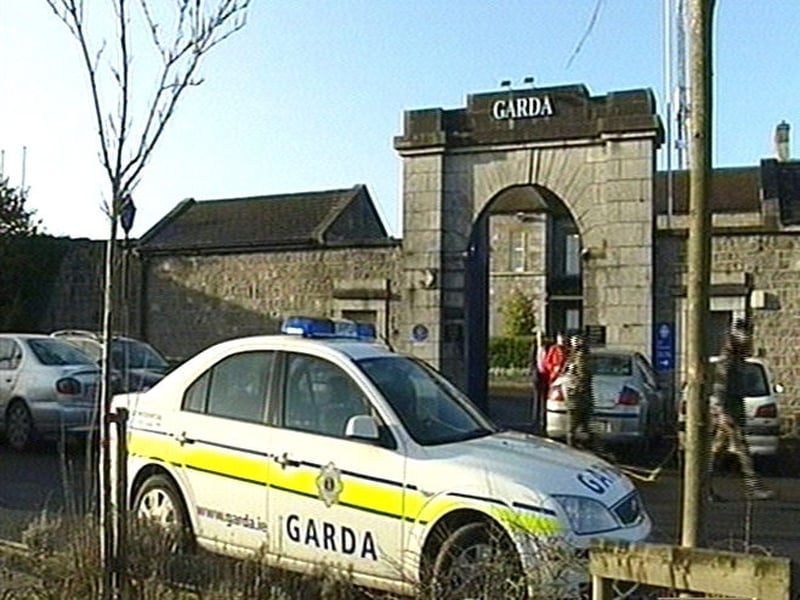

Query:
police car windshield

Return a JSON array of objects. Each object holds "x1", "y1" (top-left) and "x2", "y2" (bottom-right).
[{"x1": 358, "y1": 355, "x2": 496, "y2": 446}]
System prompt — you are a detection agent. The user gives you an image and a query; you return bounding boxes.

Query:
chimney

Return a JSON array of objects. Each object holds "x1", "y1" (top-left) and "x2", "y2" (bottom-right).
[{"x1": 775, "y1": 121, "x2": 790, "y2": 162}]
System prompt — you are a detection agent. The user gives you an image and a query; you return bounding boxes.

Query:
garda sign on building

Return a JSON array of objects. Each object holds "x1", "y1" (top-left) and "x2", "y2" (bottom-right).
[{"x1": 491, "y1": 95, "x2": 554, "y2": 120}]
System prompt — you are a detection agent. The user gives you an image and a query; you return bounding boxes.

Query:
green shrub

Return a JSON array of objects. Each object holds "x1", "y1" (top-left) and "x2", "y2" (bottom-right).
[
  {"x1": 489, "y1": 336, "x2": 535, "y2": 369},
  {"x1": 499, "y1": 289, "x2": 537, "y2": 337}
]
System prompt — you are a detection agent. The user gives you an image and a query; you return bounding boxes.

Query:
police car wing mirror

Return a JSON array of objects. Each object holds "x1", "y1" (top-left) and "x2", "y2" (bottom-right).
[
  {"x1": 344, "y1": 415, "x2": 379, "y2": 440},
  {"x1": 774, "y1": 383, "x2": 785, "y2": 394}
]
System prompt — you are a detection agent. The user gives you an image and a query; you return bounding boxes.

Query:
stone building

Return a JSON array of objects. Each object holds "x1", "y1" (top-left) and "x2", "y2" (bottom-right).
[
  {"x1": 38, "y1": 84, "x2": 800, "y2": 430},
  {"x1": 135, "y1": 185, "x2": 403, "y2": 360}
]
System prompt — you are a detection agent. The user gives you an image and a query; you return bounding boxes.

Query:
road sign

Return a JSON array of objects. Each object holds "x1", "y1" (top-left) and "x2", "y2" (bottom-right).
[{"x1": 653, "y1": 322, "x2": 675, "y2": 372}]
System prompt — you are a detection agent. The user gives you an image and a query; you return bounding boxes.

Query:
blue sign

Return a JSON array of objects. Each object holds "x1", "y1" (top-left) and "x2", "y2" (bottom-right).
[
  {"x1": 653, "y1": 322, "x2": 675, "y2": 372},
  {"x1": 411, "y1": 324, "x2": 429, "y2": 343}
]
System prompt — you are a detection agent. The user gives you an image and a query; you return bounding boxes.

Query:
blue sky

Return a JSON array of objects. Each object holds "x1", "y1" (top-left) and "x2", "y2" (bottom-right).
[{"x1": 1, "y1": 1, "x2": 799, "y2": 240}]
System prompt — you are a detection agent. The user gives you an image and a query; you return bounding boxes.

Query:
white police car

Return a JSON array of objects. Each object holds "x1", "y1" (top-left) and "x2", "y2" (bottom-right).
[{"x1": 112, "y1": 317, "x2": 651, "y2": 597}]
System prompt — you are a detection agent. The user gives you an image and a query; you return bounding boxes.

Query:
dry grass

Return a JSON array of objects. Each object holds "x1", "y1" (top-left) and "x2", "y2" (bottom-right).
[
  {"x1": 0, "y1": 513, "x2": 380, "y2": 600},
  {"x1": 0, "y1": 511, "x2": 604, "y2": 599}
]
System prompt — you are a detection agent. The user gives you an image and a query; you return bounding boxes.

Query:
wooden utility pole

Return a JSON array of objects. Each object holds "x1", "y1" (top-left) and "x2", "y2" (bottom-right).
[{"x1": 681, "y1": 0, "x2": 716, "y2": 548}]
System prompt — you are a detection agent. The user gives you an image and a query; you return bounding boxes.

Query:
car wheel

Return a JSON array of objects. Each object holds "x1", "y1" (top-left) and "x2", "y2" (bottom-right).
[
  {"x1": 6, "y1": 400, "x2": 34, "y2": 451},
  {"x1": 430, "y1": 521, "x2": 525, "y2": 599},
  {"x1": 132, "y1": 474, "x2": 194, "y2": 553}
]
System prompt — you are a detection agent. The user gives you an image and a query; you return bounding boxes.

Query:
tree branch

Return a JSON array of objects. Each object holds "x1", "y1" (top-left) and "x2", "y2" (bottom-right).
[
  {"x1": 46, "y1": 0, "x2": 251, "y2": 209},
  {"x1": 45, "y1": 0, "x2": 115, "y2": 184}
]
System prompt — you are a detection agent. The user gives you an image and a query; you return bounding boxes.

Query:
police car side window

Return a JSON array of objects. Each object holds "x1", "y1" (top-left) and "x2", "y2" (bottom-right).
[
  {"x1": 283, "y1": 354, "x2": 369, "y2": 439},
  {"x1": 184, "y1": 372, "x2": 210, "y2": 412},
  {"x1": 182, "y1": 351, "x2": 274, "y2": 423}
]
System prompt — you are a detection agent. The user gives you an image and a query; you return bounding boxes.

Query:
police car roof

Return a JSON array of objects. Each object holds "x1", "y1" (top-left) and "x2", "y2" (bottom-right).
[{"x1": 209, "y1": 333, "x2": 395, "y2": 362}]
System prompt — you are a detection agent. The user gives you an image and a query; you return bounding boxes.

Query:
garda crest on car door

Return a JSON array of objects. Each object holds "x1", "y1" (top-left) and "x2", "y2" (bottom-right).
[
  {"x1": 170, "y1": 350, "x2": 275, "y2": 550},
  {"x1": 267, "y1": 352, "x2": 407, "y2": 582}
]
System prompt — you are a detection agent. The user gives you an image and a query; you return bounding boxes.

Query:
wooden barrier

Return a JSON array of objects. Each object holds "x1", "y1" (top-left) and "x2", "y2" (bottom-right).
[{"x1": 590, "y1": 540, "x2": 792, "y2": 599}]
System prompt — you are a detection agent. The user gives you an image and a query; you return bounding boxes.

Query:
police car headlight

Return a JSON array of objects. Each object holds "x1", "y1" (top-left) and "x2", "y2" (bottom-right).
[{"x1": 551, "y1": 495, "x2": 618, "y2": 535}]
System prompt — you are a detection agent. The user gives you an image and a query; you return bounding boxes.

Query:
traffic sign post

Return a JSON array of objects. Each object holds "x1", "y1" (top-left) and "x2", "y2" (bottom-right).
[{"x1": 654, "y1": 322, "x2": 675, "y2": 372}]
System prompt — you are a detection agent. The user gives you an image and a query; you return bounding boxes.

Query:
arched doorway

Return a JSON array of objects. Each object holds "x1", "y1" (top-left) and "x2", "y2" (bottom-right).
[{"x1": 465, "y1": 184, "x2": 581, "y2": 413}]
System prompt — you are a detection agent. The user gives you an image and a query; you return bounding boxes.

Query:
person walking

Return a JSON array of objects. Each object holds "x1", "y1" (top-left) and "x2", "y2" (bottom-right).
[
  {"x1": 529, "y1": 331, "x2": 549, "y2": 434},
  {"x1": 562, "y1": 333, "x2": 595, "y2": 450},
  {"x1": 708, "y1": 320, "x2": 775, "y2": 501}
]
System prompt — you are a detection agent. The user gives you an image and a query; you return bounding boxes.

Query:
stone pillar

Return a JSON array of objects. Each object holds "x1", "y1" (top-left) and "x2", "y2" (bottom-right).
[
  {"x1": 590, "y1": 135, "x2": 656, "y2": 353},
  {"x1": 397, "y1": 151, "x2": 447, "y2": 371}
]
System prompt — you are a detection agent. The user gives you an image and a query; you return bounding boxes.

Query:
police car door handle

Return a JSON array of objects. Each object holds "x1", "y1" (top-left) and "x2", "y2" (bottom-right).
[
  {"x1": 174, "y1": 431, "x2": 195, "y2": 446},
  {"x1": 275, "y1": 452, "x2": 300, "y2": 469}
]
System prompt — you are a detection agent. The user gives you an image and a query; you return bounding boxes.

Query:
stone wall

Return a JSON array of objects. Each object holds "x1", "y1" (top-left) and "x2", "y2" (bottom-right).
[
  {"x1": 38, "y1": 239, "x2": 105, "y2": 333},
  {"x1": 714, "y1": 232, "x2": 800, "y2": 421},
  {"x1": 655, "y1": 228, "x2": 800, "y2": 431},
  {"x1": 142, "y1": 244, "x2": 403, "y2": 360}
]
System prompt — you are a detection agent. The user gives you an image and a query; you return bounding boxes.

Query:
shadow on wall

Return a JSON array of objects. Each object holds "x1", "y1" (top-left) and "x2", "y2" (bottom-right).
[{"x1": 143, "y1": 274, "x2": 283, "y2": 363}]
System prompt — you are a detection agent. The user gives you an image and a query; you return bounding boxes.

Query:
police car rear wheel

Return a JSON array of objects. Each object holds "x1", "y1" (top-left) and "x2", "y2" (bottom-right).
[
  {"x1": 133, "y1": 474, "x2": 194, "y2": 553},
  {"x1": 431, "y1": 521, "x2": 525, "y2": 599}
]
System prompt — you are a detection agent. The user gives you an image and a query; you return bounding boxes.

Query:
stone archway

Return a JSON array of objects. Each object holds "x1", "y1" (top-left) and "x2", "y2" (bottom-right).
[
  {"x1": 394, "y1": 84, "x2": 663, "y2": 407},
  {"x1": 464, "y1": 184, "x2": 579, "y2": 412}
]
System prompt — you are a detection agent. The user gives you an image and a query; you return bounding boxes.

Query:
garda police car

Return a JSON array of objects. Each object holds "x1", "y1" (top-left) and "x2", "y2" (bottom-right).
[{"x1": 112, "y1": 317, "x2": 651, "y2": 597}]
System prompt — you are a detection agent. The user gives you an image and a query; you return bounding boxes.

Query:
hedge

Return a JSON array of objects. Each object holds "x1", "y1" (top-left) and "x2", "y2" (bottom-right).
[{"x1": 489, "y1": 335, "x2": 536, "y2": 369}]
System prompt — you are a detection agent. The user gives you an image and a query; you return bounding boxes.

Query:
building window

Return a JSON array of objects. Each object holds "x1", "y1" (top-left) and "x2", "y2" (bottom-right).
[
  {"x1": 565, "y1": 308, "x2": 581, "y2": 332},
  {"x1": 565, "y1": 233, "x2": 581, "y2": 276},
  {"x1": 510, "y1": 231, "x2": 527, "y2": 272}
]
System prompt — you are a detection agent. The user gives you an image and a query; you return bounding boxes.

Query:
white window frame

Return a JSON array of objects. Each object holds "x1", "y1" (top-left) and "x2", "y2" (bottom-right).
[
  {"x1": 510, "y1": 231, "x2": 527, "y2": 272},
  {"x1": 565, "y1": 233, "x2": 581, "y2": 276}
]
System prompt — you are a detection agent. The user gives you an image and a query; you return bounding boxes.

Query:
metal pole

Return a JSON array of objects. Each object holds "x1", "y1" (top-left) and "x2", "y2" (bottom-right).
[
  {"x1": 384, "y1": 278, "x2": 391, "y2": 342},
  {"x1": 114, "y1": 408, "x2": 129, "y2": 599},
  {"x1": 664, "y1": 0, "x2": 674, "y2": 226},
  {"x1": 680, "y1": 0, "x2": 715, "y2": 549},
  {"x1": 100, "y1": 204, "x2": 120, "y2": 599}
]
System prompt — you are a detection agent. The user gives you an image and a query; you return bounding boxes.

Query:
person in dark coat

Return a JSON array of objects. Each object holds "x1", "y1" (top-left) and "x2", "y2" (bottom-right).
[
  {"x1": 563, "y1": 333, "x2": 595, "y2": 450},
  {"x1": 708, "y1": 319, "x2": 775, "y2": 501}
]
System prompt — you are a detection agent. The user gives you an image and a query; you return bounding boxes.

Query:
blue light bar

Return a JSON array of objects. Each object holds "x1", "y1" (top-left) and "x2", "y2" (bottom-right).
[
  {"x1": 355, "y1": 322, "x2": 377, "y2": 339},
  {"x1": 281, "y1": 316, "x2": 376, "y2": 341}
]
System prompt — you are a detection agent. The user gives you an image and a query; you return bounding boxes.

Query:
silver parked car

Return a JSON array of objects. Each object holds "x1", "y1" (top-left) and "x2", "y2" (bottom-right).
[
  {"x1": 546, "y1": 348, "x2": 670, "y2": 449},
  {"x1": 0, "y1": 333, "x2": 103, "y2": 450}
]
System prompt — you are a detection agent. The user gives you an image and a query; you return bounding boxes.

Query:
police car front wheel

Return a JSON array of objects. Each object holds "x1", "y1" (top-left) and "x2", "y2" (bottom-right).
[
  {"x1": 431, "y1": 521, "x2": 525, "y2": 599},
  {"x1": 133, "y1": 473, "x2": 194, "y2": 553}
]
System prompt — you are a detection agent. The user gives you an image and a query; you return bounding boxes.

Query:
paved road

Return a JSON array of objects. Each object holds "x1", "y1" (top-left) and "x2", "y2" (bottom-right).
[
  {"x1": 0, "y1": 438, "x2": 95, "y2": 542},
  {"x1": 488, "y1": 389, "x2": 800, "y2": 570}
]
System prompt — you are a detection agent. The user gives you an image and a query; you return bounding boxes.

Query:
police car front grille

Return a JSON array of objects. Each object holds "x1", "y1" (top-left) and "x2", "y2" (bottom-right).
[{"x1": 613, "y1": 493, "x2": 643, "y2": 526}]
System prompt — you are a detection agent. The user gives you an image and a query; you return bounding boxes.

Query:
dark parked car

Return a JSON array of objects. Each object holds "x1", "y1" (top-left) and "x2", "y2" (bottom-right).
[{"x1": 51, "y1": 330, "x2": 170, "y2": 393}]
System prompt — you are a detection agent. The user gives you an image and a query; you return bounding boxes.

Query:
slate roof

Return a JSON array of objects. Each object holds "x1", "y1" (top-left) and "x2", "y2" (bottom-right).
[
  {"x1": 138, "y1": 185, "x2": 391, "y2": 253},
  {"x1": 654, "y1": 166, "x2": 761, "y2": 215}
]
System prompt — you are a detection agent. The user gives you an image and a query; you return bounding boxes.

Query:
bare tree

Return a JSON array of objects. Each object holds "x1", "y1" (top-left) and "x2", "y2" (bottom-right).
[
  {"x1": 44, "y1": 1, "x2": 250, "y2": 597},
  {"x1": 45, "y1": 0, "x2": 249, "y2": 210}
]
